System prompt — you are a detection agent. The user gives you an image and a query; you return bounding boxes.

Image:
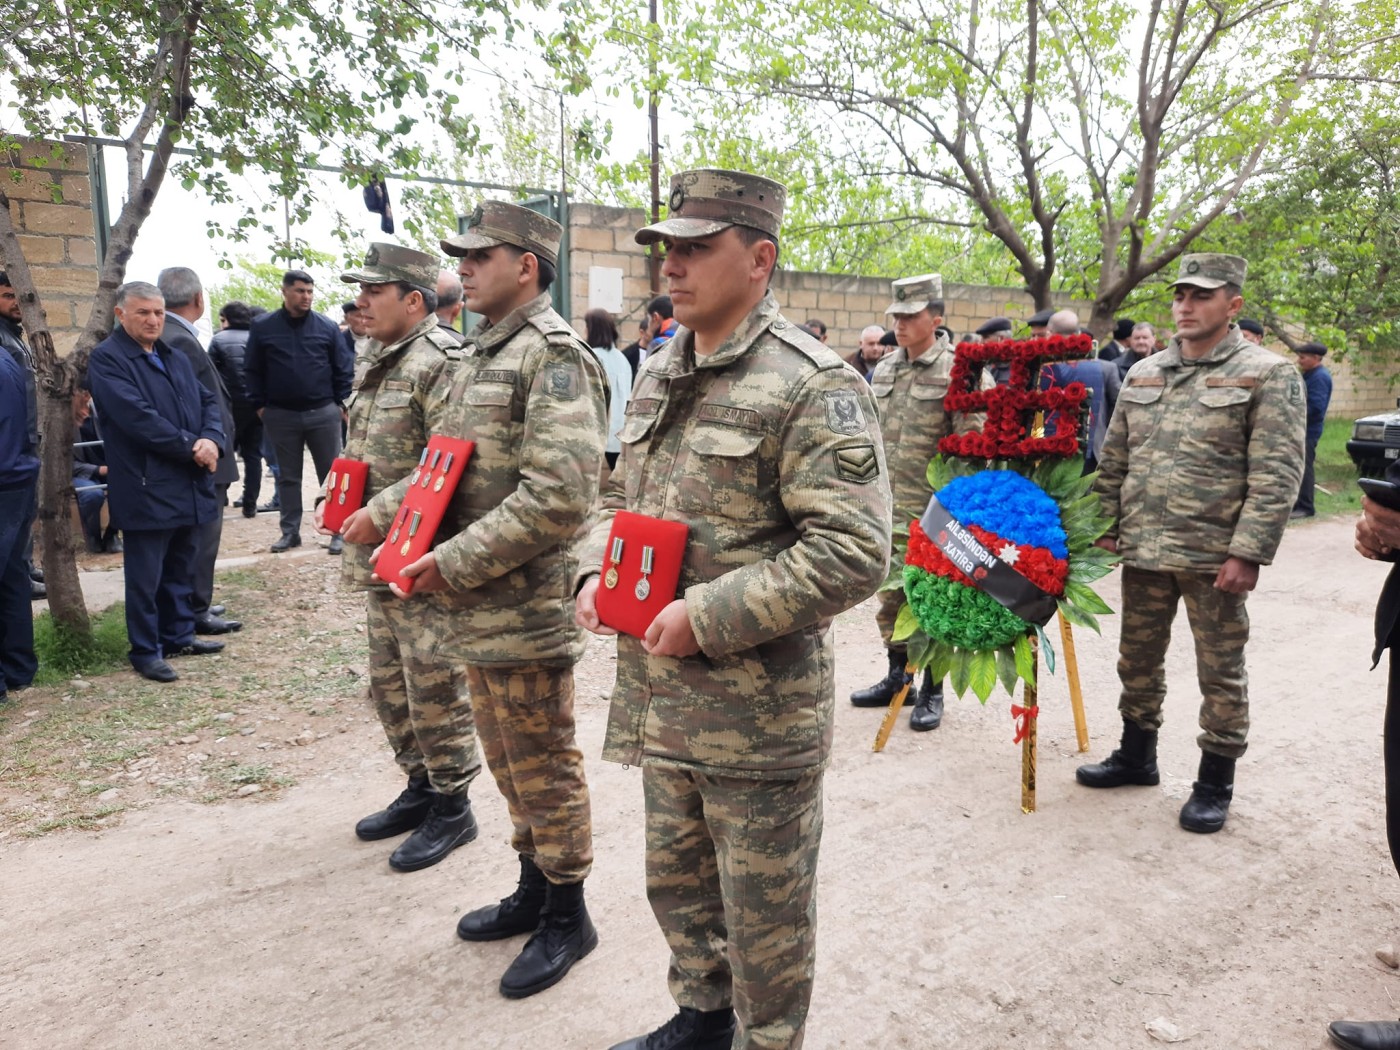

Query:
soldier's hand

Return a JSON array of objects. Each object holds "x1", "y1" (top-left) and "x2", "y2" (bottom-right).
[
  {"x1": 389, "y1": 552, "x2": 446, "y2": 598},
  {"x1": 312, "y1": 503, "x2": 330, "y2": 536},
  {"x1": 643, "y1": 599, "x2": 701, "y2": 658},
  {"x1": 575, "y1": 576, "x2": 618, "y2": 636},
  {"x1": 1361, "y1": 497, "x2": 1400, "y2": 554},
  {"x1": 1214, "y1": 556, "x2": 1259, "y2": 594},
  {"x1": 340, "y1": 508, "x2": 384, "y2": 546},
  {"x1": 1095, "y1": 537, "x2": 1118, "y2": 553}
]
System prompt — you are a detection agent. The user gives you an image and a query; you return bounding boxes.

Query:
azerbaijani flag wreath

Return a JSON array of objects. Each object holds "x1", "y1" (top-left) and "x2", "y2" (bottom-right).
[{"x1": 871, "y1": 332, "x2": 1120, "y2": 813}]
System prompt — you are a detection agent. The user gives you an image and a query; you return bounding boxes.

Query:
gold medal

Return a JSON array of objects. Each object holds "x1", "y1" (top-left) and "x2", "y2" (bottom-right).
[
  {"x1": 604, "y1": 537, "x2": 624, "y2": 589},
  {"x1": 634, "y1": 545, "x2": 654, "y2": 601},
  {"x1": 400, "y1": 540, "x2": 412, "y2": 556},
  {"x1": 326, "y1": 469, "x2": 337, "y2": 490},
  {"x1": 433, "y1": 475, "x2": 446, "y2": 492},
  {"x1": 388, "y1": 507, "x2": 408, "y2": 544},
  {"x1": 409, "y1": 448, "x2": 428, "y2": 486},
  {"x1": 434, "y1": 451, "x2": 454, "y2": 492},
  {"x1": 337, "y1": 491, "x2": 346, "y2": 505}
]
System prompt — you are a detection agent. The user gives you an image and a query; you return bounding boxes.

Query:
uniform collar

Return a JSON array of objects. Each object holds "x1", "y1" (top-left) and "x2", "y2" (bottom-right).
[
  {"x1": 895, "y1": 330, "x2": 951, "y2": 368},
  {"x1": 649, "y1": 291, "x2": 781, "y2": 376},
  {"x1": 362, "y1": 313, "x2": 438, "y2": 367},
  {"x1": 469, "y1": 292, "x2": 554, "y2": 355},
  {"x1": 1158, "y1": 325, "x2": 1246, "y2": 369}
]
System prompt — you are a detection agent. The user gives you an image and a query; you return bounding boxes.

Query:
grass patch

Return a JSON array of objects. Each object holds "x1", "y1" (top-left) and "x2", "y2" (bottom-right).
[
  {"x1": 1314, "y1": 418, "x2": 1364, "y2": 519},
  {"x1": 31, "y1": 604, "x2": 130, "y2": 685}
]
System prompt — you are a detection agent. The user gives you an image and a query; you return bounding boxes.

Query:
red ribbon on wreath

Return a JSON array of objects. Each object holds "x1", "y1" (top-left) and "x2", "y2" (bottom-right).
[{"x1": 1011, "y1": 703, "x2": 1039, "y2": 744}]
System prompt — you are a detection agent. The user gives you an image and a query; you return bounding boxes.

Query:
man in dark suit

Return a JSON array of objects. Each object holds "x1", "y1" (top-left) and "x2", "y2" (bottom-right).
[
  {"x1": 1098, "y1": 317, "x2": 1134, "y2": 362},
  {"x1": 88, "y1": 282, "x2": 227, "y2": 683},
  {"x1": 1328, "y1": 482, "x2": 1400, "y2": 1049},
  {"x1": 157, "y1": 268, "x2": 241, "y2": 634}
]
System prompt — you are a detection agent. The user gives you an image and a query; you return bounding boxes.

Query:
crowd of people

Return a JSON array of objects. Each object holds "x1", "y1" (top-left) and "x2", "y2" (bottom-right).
[{"x1": 0, "y1": 164, "x2": 1376, "y2": 1049}]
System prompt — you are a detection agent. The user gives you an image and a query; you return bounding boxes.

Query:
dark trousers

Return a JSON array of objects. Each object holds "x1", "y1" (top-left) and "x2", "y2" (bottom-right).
[
  {"x1": 263, "y1": 403, "x2": 341, "y2": 537},
  {"x1": 74, "y1": 477, "x2": 106, "y2": 546},
  {"x1": 1387, "y1": 647, "x2": 1400, "y2": 878},
  {"x1": 1296, "y1": 440, "x2": 1318, "y2": 515},
  {"x1": 122, "y1": 525, "x2": 199, "y2": 667},
  {"x1": 0, "y1": 479, "x2": 38, "y2": 694},
  {"x1": 233, "y1": 407, "x2": 264, "y2": 508},
  {"x1": 190, "y1": 483, "x2": 227, "y2": 618}
]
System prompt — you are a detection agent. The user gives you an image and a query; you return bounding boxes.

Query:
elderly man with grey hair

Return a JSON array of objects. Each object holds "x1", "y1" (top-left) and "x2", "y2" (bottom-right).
[
  {"x1": 1042, "y1": 309, "x2": 1121, "y2": 472},
  {"x1": 156, "y1": 267, "x2": 242, "y2": 635},
  {"x1": 88, "y1": 281, "x2": 226, "y2": 682},
  {"x1": 434, "y1": 269, "x2": 466, "y2": 345},
  {"x1": 846, "y1": 323, "x2": 889, "y2": 383}
]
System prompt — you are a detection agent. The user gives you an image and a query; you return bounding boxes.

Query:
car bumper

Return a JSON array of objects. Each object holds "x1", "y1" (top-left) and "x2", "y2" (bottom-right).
[{"x1": 1348, "y1": 438, "x2": 1399, "y2": 469}]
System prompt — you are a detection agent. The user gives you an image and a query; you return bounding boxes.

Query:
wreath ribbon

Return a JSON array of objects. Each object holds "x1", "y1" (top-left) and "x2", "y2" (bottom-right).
[{"x1": 1011, "y1": 703, "x2": 1039, "y2": 744}]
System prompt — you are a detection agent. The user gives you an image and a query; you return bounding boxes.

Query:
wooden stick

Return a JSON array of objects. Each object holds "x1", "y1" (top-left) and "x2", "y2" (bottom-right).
[
  {"x1": 1058, "y1": 611, "x2": 1091, "y2": 753},
  {"x1": 1022, "y1": 634, "x2": 1038, "y2": 813},
  {"x1": 872, "y1": 663, "x2": 915, "y2": 752}
]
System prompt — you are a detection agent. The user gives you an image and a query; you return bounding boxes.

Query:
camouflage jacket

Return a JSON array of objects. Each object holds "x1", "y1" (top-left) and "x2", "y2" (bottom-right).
[
  {"x1": 869, "y1": 332, "x2": 957, "y2": 534},
  {"x1": 1095, "y1": 326, "x2": 1305, "y2": 571},
  {"x1": 335, "y1": 314, "x2": 461, "y2": 591},
  {"x1": 367, "y1": 293, "x2": 607, "y2": 667},
  {"x1": 578, "y1": 292, "x2": 892, "y2": 778}
]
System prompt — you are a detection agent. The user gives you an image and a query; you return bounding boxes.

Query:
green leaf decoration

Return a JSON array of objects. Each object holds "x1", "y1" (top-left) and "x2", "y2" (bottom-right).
[
  {"x1": 926, "y1": 641, "x2": 954, "y2": 684},
  {"x1": 949, "y1": 646, "x2": 973, "y2": 697},
  {"x1": 906, "y1": 630, "x2": 933, "y2": 670},
  {"x1": 968, "y1": 648, "x2": 998, "y2": 703},
  {"x1": 1013, "y1": 632, "x2": 1036, "y2": 683},
  {"x1": 926, "y1": 455, "x2": 954, "y2": 492},
  {"x1": 1064, "y1": 580, "x2": 1114, "y2": 615},
  {"x1": 1034, "y1": 624, "x2": 1057, "y2": 673},
  {"x1": 994, "y1": 645, "x2": 1020, "y2": 694},
  {"x1": 891, "y1": 602, "x2": 918, "y2": 642},
  {"x1": 1056, "y1": 600, "x2": 1101, "y2": 633}
]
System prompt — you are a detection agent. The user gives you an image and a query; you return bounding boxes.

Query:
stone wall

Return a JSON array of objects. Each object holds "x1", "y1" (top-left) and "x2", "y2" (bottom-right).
[{"x1": 3, "y1": 138, "x2": 100, "y2": 355}]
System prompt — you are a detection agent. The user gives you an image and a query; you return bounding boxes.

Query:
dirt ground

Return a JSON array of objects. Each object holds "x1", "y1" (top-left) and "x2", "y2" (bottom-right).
[{"x1": 4, "y1": 504, "x2": 1400, "y2": 1050}]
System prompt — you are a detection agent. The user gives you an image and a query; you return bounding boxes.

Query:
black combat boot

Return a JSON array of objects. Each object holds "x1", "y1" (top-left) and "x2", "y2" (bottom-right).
[
  {"x1": 497, "y1": 879, "x2": 598, "y2": 999},
  {"x1": 387, "y1": 791, "x2": 477, "y2": 871},
  {"x1": 1075, "y1": 718, "x2": 1161, "y2": 787},
  {"x1": 1179, "y1": 751, "x2": 1236, "y2": 834},
  {"x1": 354, "y1": 775, "x2": 433, "y2": 840},
  {"x1": 608, "y1": 1007, "x2": 738, "y2": 1050},
  {"x1": 850, "y1": 650, "x2": 912, "y2": 707},
  {"x1": 909, "y1": 670, "x2": 944, "y2": 731},
  {"x1": 457, "y1": 854, "x2": 549, "y2": 941}
]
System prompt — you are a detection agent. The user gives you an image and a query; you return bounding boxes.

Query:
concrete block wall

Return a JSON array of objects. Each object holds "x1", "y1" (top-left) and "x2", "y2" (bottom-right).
[{"x1": 3, "y1": 138, "x2": 100, "y2": 356}]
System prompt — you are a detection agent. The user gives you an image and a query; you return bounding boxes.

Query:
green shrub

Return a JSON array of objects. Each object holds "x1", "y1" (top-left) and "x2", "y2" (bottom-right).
[{"x1": 31, "y1": 605, "x2": 130, "y2": 685}]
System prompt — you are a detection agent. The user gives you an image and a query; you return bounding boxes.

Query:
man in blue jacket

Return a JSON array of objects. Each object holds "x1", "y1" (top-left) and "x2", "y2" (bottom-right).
[
  {"x1": 88, "y1": 282, "x2": 227, "y2": 683},
  {"x1": 243, "y1": 270, "x2": 353, "y2": 553},
  {"x1": 1292, "y1": 340, "x2": 1333, "y2": 519},
  {"x1": 0, "y1": 339, "x2": 40, "y2": 703}
]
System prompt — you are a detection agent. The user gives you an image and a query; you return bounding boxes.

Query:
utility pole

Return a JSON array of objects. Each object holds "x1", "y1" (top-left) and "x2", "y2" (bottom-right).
[
  {"x1": 559, "y1": 92, "x2": 568, "y2": 197},
  {"x1": 647, "y1": 0, "x2": 661, "y2": 292}
]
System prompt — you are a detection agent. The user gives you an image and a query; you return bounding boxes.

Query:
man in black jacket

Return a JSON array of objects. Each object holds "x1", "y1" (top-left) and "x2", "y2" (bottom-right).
[
  {"x1": 0, "y1": 272, "x2": 44, "y2": 600},
  {"x1": 1328, "y1": 481, "x2": 1400, "y2": 1050},
  {"x1": 209, "y1": 301, "x2": 261, "y2": 518},
  {"x1": 157, "y1": 268, "x2": 242, "y2": 635},
  {"x1": 243, "y1": 269, "x2": 353, "y2": 553}
]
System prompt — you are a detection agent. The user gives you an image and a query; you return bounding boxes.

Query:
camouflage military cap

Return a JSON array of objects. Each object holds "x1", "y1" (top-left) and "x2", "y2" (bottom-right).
[
  {"x1": 634, "y1": 168, "x2": 786, "y2": 245},
  {"x1": 886, "y1": 274, "x2": 943, "y2": 316},
  {"x1": 441, "y1": 200, "x2": 562, "y2": 266},
  {"x1": 1172, "y1": 253, "x2": 1247, "y2": 290},
  {"x1": 341, "y1": 242, "x2": 440, "y2": 288}
]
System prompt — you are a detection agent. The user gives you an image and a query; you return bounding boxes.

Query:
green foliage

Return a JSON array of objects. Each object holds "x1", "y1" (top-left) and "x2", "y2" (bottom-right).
[{"x1": 31, "y1": 605, "x2": 129, "y2": 685}]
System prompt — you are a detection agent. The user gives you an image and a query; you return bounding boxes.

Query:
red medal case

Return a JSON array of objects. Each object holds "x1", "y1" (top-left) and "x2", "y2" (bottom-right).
[
  {"x1": 372, "y1": 436, "x2": 475, "y2": 595},
  {"x1": 595, "y1": 510, "x2": 690, "y2": 638},
  {"x1": 321, "y1": 458, "x2": 369, "y2": 533}
]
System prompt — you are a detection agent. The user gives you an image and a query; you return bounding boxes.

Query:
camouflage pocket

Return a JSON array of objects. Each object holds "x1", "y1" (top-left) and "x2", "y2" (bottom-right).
[{"x1": 677, "y1": 423, "x2": 763, "y2": 520}]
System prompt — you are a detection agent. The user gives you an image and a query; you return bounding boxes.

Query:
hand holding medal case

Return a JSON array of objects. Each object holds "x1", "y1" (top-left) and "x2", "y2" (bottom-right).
[
  {"x1": 320, "y1": 458, "x2": 369, "y2": 533},
  {"x1": 595, "y1": 510, "x2": 690, "y2": 638},
  {"x1": 373, "y1": 436, "x2": 475, "y2": 595}
]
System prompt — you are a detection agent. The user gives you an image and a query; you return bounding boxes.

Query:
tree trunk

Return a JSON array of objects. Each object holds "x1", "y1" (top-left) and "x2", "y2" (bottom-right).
[{"x1": 31, "y1": 331, "x2": 89, "y2": 637}]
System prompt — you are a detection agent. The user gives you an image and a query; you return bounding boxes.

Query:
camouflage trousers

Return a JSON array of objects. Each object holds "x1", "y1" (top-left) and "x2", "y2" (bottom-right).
[
  {"x1": 875, "y1": 586, "x2": 905, "y2": 652},
  {"x1": 464, "y1": 664, "x2": 593, "y2": 885},
  {"x1": 366, "y1": 590, "x2": 481, "y2": 795},
  {"x1": 1117, "y1": 566, "x2": 1251, "y2": 759},
  {"x1": 642, "y1": 762, "x2": 824, "y2": 1050}
]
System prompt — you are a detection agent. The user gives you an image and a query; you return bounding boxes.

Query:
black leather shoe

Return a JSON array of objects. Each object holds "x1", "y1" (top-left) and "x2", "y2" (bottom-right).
[
  {"x1": 104, "y1": 534, "x2": 123, "y2": 554},
  {"x1": 30, "y1": 580, "x2": 45, "y2": 600},
  {"x1": 242, "y1": 504, "x2": 258, "y2": 519},
  {"x1": 1180, "y1": 751, "x2": 1236, "y2": 833},
  {"x1": 208, "y1": 605, "x2": 225, "y2": 616},
  {"x1": 85, "y1": 535, "x2": 104, "y2": 554},
  {"x1": 608, "y1": 1007, "x2": 738, "y2": 1050},
  {"x1": 270, "y1": 534, "x2": 301, "y2": 553},
  {"x1": 458, "y1": 854, "x2": 549, "y2": 941},
  {"x1": 388, "y1": 792, "x2": 478, "y2": 872},
  {"x1": 135, "y1": 660, "x2": 179, "y2": 683},
  {"x1": 850, "y1": 649, "x2": 913, "y2": 707},
  {"x1": 170, "y1": 640, "x2": 225, "y2": 657},
  {"x1": 1328, "y1": 1020, "x2": 1400, "y2": 1050},
  {"x1": 327, "y1": 535, "x2": 344, "y2": 555},
  {"x1": 356, "y1": 775, "x2": 434, "y2": 840},
  {"x1": 258, "y1": 498, "x2": 280, "y2": 513},
  {"x1": 1076, "y1": 718, "x2": 1160, "y2": 787},
  {"x1": 30, "y1": 567, "x2": 44, "y2": 583},
  {"x1": 909, "y1": 671, "x2": 944, "y2": 731},
  {"x1": 195, "y1": 616, "x2": 243, "y2": 635},
  {"x1": 499, "y1": 880, "x2": 597, "y2": 999}
]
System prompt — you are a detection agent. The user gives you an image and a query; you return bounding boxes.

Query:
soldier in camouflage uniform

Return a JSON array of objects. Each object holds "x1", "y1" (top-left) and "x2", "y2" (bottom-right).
[
  {"x1": 849, "y1": 274, "x2": 958, "y2": 731},
  {"x1": 316, "y1": 243, "x2": 481, "y2": 873},
  {"x1": 341, "y1": 203, "x2": 607, "y2": 999},
  {"x1": 575, "y1": 169, "x2": 892, "y2": 1050},
  {"x1": 1077, "y1": 253, "x2": 1306, "y2": 834}
]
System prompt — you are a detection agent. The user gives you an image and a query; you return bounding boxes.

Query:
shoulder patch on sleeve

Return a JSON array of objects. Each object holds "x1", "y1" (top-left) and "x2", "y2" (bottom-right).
[
  {"x1": 1286, "y1": 369, "x2": 1303, "y2": 405},
  {"x1": 546, "y1": 363, "x2": 580, "y2": 400},
  {"x1": 835, "y1": 444, "x2": 880, "y2": 484},
  {"x1": 825, "y1": 388, "x2": 867, "y2": 435}
]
